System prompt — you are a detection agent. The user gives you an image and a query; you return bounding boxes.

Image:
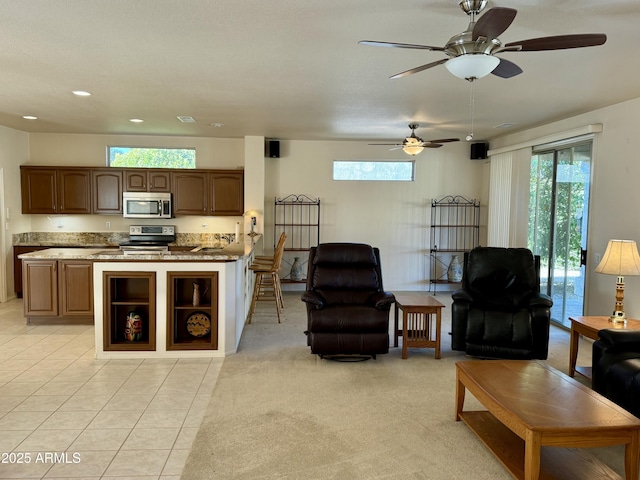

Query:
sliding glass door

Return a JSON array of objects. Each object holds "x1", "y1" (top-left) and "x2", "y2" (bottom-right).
[{"x1": 529, "y1": 141, "x2": 592, "y2": 328}]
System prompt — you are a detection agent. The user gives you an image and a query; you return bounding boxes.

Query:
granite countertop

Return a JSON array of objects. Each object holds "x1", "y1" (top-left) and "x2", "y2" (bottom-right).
[{"x1": 17, "y1": 235, "x2": 261, "y2": 262}]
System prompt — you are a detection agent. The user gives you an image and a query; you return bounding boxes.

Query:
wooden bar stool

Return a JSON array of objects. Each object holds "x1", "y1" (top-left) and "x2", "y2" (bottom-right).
[{"x1": 247, "y1": 232, "x2": 286, "y2": 323}]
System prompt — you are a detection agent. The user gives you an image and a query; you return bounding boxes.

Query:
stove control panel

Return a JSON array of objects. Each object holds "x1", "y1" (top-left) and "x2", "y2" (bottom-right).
[{"x1": 129, "y1": 225, "x2": 175, "y2": 236}]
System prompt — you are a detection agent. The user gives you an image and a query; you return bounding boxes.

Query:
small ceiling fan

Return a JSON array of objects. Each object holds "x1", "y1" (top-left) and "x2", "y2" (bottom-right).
[
  {"x1": 360, "y1": 0, "x2": 607, "y2": 81},
  {"x1": 369, "y1": 124, "x2": 460, "y2": 156}
]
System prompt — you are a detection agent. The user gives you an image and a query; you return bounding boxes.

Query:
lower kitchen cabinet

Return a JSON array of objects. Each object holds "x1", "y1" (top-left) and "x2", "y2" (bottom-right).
[
  {"x1": 60, "y1": 261, "x2": 94, "y2": 316},
  {"x1": 22, "y1": 259, "x2": 94, "y2": 322},
  {"x1": 167, "y1": 272, "x2": 219, "y2": 350},
  {"x1": 23, "y1": 260, "x2": 58, "y2": 317},
  {"x1": 103, "y1": 272, "x2": 156, "y2": 352},
  {"x1": 14, "y1": 246, "x2": 50, "y2": 298}
]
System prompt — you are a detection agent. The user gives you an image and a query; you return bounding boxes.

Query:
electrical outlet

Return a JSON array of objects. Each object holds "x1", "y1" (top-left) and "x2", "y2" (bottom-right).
[
  {"x1": 202, "y1": 223, "x2": 208, "y2": 229},
  {"x1": 106, "y1": 221, "x2": 111, "y2": 229},
  {"x1": 594, "y1": 253, "x2": 601, "y2": 264},
  {"x1": 57, "y1": 220, "x2": 63, "y2": 228}
]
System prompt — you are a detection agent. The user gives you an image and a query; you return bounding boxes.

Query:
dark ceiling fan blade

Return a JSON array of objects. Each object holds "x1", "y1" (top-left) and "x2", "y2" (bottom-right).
[
  {"x1": 504, "y1": 34, "x2": 607, "y2": 51},
  {"x1": 422, "y1": 144, "x2": 444, "y2": 148},
  {"x1": 368, "y1": 143, "x2": 402, "y2": 146},
  {"x1": 472, "y1": 7, "x2": 517, "y2": 41},
  {"x1": 491, "y1": 58, "x2": 522, "y2": 78},
  {"x1": 359, "y1": 40, "x2": 445, "y2": 51},
  {"x1": 426, "y1": 138, "x2": 460, "y2": 144},
  {"x1": 390, "y1": 58, "x2": 448, "y2": 79}
]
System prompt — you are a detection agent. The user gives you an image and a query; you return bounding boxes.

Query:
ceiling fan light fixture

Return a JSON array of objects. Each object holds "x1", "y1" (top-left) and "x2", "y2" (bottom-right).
[
  {"x1": 445, "y1": 54, "x2": 500, "y2": 80},
  {"x1": 402, "y1": 144, "x2": 425, "y2": 156}
]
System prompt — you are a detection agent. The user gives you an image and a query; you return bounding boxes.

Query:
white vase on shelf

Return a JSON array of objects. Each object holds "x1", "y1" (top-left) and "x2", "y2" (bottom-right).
[{"x1": 447, "y1": 255, "x2": 463, "y2": 282}]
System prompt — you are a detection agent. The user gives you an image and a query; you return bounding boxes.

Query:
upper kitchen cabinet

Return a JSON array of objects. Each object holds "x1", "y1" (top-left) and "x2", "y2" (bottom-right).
[
  {"x1": 172, "y1": 170, "x2": 244, "y2": 216},
  {"x1": 124, "y1": 170, "x2": 171, "y2": 192},
  {"x1": 20, "y1": 167, "x2": 57, "y2": 214},
  {"x1": 210, "y1": 171, "x2": 244, "y2": 216},
  {"x1": 92, "y1": 169, "x2": 123, "y2": 214},
  {"x1": 21, "y1": 166, "x2": 91, "y2": 214},
  {"x1": 172, "y1": 171, "x2": 208, "y2": 215}
]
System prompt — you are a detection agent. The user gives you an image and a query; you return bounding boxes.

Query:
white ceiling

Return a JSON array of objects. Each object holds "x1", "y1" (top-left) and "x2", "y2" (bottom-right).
[{"x1": 0, "y1": 0, "x2": 638, "y2": 144}]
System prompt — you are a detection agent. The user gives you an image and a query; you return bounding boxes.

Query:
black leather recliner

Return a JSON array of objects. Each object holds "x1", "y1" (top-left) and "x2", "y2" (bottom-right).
[
  {"x1": 593, "y1": 329, "x2": 640, "y2": 417},
  {"x1": 451, "y1": 246, "x2": 553, "y2": 359},
  {"x1": 301, "y1": 243, "x2": 395, "y2": 359}
]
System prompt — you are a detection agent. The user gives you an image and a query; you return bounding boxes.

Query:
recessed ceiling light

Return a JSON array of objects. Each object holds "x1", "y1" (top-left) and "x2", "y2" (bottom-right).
[
  {"x1": 22, "y1": 115, "x2": 38, "y2": 120},
  {"x1": 210, "y1": 123, "x2": 224, "y2": 128},
  {"x1": 177, "y1": 116, "x2": 196, "y2": 123},
  {"x1": 129, "y1": 118, "x2": 144, "y2": 123},
  {"x1": 72, "y1": 90, "x2": 92, "y2": 97}
]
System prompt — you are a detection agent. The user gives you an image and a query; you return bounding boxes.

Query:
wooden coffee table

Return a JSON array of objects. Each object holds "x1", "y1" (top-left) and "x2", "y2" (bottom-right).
[
  {"x1": 569, "y1": 315, "x2": 640, "y2": 379},
  {"x1": 393, "y1": 292, "x2": 444, "y2": 359},
  {"x1": 456, "y1": 360, "x2": 640, "y2": 480}
]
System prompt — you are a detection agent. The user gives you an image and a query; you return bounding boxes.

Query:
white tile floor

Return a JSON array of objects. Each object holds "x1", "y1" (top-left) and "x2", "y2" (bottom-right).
[{"x1": 0, "y1": 297, "x2": 223, "y2": 479}]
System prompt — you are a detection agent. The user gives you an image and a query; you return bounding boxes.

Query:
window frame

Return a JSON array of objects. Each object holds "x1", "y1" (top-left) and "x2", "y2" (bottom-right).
[
  {"x1": 106, "y1": 146, "x2": 197, "y2": 169},
  {"x1": 332, "y1": 159, "x2": 415, "y2": 182}
]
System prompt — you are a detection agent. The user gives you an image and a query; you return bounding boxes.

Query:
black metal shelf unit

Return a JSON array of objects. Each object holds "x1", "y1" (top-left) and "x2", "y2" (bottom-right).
[
  {"x1": 274, "y1": 194, "x2": 321, "y2": 282},
  {"x1": 429, "y1": 195, "x2": 480, "y2": 294}
]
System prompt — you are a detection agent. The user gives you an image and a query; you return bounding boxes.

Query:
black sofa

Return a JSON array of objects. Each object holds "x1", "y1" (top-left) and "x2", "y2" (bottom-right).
[
  {"x1": 451, "y1": 246, "x2": 553, "y2": 359},
  {"x1": 301, "y1": 243, "x2": 395, "y2": 359},
  {"x1": 593, "y1": 329, "x2": 640, "y2": 417}
]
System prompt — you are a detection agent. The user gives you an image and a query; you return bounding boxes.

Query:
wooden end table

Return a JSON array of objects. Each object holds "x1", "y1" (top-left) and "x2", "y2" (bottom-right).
[
  {"x1": 569, "y1": 315, "x2": 640, "y2": 379},
  {"x1": 393, "y1": 292, "x2": 444, "y2": 359},
  {"x1": 456, "y1": 360, "x2": 640, "y2": 480}
]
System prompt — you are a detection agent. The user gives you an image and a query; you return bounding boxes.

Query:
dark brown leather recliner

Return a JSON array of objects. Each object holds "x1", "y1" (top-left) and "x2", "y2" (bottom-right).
[
  {"x1": 593, "y1": 329, "x2": 640, "y2": 417},
  {"x1": 301, "y1": 243, "x2": 395, "y2": 359},
  {"x1": 451, "y1": 246, "x2": 552, "y2": 360}
]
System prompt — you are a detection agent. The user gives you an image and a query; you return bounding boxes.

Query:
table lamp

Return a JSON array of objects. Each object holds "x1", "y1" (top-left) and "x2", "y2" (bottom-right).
[{"x1": 595, "y1": 239, "x2": 640, "y2": 324}]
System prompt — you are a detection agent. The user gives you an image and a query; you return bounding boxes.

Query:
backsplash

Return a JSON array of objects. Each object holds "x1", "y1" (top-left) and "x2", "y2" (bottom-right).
[{"x1": 13, "y1": 231, "x2": 241, "y2": 248}]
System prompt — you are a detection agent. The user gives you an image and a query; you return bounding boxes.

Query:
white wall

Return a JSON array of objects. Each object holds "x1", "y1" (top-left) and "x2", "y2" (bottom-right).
[
  {"x1": 0, "y1": 125, "x2": 30, "y2": 301},
  {"x1": 266, "y1": 139, "x2": 488, "y2": 291},
  {"x1": 490, "y1": 95, "x2": 640, "y2": 318}
]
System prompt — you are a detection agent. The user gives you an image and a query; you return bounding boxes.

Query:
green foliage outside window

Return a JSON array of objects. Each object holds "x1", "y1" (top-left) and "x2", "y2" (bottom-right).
[
  {"x1": 108, "y1": 147, "x2": 196, "y2": 168},
  {"x1": 529, "y1": 146, "x2": 589, "y2": 272}
]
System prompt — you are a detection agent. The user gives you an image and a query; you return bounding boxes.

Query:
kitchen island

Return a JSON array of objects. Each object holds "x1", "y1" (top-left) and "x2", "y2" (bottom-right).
[{"x1": 18, "y1": 235, "x2": 261, "y2": 359}]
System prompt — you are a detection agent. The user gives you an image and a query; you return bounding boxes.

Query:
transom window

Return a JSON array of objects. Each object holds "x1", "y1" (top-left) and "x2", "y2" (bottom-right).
[
  {"x1": 107, "y1": 147, "x2": 196, "y2": 168},
  {"x1": 333, "y1": 160, "x2": 414, "y2": 181}
]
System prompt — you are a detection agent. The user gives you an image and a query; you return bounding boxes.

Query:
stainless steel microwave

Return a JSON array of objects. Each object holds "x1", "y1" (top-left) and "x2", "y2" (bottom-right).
[{"x1": 123, "y1": 192, "x2": 172, "y2": 218}]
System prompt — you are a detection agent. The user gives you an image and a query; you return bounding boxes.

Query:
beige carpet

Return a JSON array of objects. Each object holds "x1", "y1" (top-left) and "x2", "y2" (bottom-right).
[{"x1": 181, "y1": 292, "x2": 626, "y2": 480}]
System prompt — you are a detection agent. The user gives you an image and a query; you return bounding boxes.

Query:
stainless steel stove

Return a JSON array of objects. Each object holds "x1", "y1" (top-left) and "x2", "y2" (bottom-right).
[{"x1": 119, "y1": 225, "x2": 175, "y2": 255}]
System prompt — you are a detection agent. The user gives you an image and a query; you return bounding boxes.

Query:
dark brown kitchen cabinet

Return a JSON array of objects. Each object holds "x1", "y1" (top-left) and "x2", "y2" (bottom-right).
[
  {"x1": 59, "y1": 260, "x2": 93, "y2": 316},
  {"x1": 20, "y1": 166, "x2": 91, "y2": 214},
  {"x1": 92, "y1": 169, "x2": 123, "y2": 214},
  {"x1": 172, "y1": 170, "x2": 244, "y2": 216},
  {"x1": 210, "y1": 172, "x2": 244, "y2": 216},
  {"x1": 22, "y1": 258, "x2": 94, "y2": 323},
  {"x1": 23, "y1": 260, "x2": 58, "y2": 317},
  {"x1": 13, "y1": 246, "x2": 50, "y2": 298},
  {"x1": 172, "y1": 172, "x2": 208, "y2": 215},
  {"x1": 20, "y1": 168, "x2": 57, "y2": 213},
  {"x1": 57, "y1": 169, "x2": 91, "y2": 213},
  {"x1": 125, "y1": 170, "x2": 171, "y2": 192}
]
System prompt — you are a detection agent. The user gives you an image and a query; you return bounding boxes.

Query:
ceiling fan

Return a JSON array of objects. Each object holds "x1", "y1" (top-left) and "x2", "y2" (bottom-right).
[
  {"x1": 369, "y1": 124, "x2": 460, "y2": 156},
  {"x1": 359, "y1": 0, "x2": 607, "y2": 81}
]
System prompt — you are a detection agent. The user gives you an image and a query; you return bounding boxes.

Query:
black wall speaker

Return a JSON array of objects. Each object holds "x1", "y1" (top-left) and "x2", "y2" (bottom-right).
[
  {"x1": 265, "y1": 140, "x2": 280, "y2": 158},
  {"x1": 470, "y1": 142, "x2": 488, "y2": 160}
]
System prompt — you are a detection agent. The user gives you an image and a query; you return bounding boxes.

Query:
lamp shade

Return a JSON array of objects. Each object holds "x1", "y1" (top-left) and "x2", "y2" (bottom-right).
[
  {"x1": 445, "y1": 54, "x2": 500, "y2": 80},
  {"x1": 595, "y1": 239, "x2": 640, "y2": 276}
]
